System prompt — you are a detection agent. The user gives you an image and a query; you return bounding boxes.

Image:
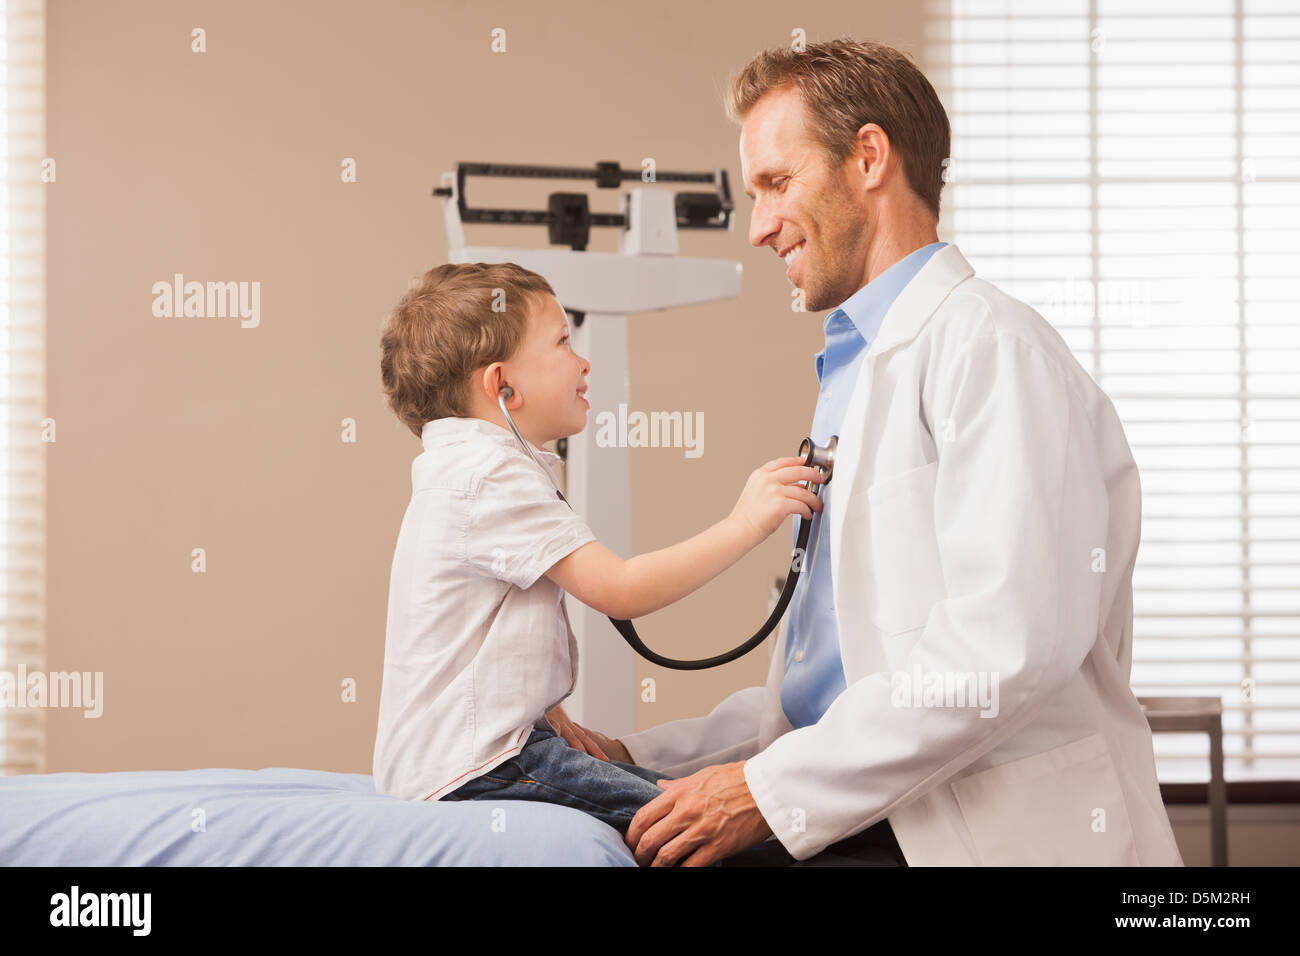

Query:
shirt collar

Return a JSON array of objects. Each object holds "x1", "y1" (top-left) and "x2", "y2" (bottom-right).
[
  {"x1": 813, "y1": 241, "x2": 948, "y2": 383},
  {"x1": 420, "y1": 417, "x2": 562, "y2": 467}
]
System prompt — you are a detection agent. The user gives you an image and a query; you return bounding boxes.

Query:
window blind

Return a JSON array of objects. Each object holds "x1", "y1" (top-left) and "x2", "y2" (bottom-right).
[
  {"x1": 0, "y1": 0, "x2": 45, "y2": 775},
  {"x1": 926, "y1": 0, "x2": 1300, "y2": 782}
]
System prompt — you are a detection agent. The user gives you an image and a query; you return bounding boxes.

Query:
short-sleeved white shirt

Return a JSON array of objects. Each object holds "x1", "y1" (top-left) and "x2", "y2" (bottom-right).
[{"x1": 372, "y1": 416, "x2": 598, "y2": 802}]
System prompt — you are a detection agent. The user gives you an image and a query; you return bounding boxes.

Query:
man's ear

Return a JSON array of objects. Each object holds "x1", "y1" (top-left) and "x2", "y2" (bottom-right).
[{"x1": 854, "y1": 123, "x2": 888, "y2": 185}]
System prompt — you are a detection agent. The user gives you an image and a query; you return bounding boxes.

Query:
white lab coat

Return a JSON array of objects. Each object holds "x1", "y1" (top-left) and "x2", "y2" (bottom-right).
[{"x1": 620, "y1": 243, "x2": 1184, "y2": 866}]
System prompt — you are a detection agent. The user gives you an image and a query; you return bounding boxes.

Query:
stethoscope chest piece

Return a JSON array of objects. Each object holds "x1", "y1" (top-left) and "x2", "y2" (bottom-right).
[{"x1": 799, "y1": 435, "x2": 837, "y2": 488}]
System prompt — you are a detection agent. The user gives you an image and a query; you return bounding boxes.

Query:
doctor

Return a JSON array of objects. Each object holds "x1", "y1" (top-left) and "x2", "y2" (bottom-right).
[{"x1": 555, "y1": 37, "x2": 1184, "y2": 867}]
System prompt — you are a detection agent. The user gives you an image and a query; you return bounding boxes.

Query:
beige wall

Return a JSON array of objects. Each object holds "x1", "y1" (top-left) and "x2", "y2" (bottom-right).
[
  {"x1": 46, "y1": 0, "x2": 926, "y2": 773},
  {"x1": 44, "y1": 0, "x2": 1289, "y2": 864}
]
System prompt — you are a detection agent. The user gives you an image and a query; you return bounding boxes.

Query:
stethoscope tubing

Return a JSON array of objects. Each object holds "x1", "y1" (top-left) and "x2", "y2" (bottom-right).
[{"x1": 497, "y1": 387, "x2": 834, "y2": 669}]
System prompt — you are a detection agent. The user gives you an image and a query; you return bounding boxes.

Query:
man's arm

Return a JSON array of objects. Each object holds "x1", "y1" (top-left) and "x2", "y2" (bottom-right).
[
  {"x1": 620, "y1": 685, "x2": 768, "y2": 772},
  {"x1": 614, "y1": 581, "x2": 793, "y2": 773},
  {"x1": 745, "y1": 328, "x2": 1110, "y2": 860},
  {"x1": 575, "y1": 602, "x2": 792, "y2": 772},
  {"x1": 565, "y1": 683, "x2": 769, "y2": 769}
]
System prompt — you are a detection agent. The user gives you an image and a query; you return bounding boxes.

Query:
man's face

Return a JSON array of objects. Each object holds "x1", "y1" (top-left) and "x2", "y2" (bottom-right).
[
  {"x1": 507, "y1": 294, "x2": 590, "y2": 441},
  {"x1": 740, "y1": 87, "x2": 872, "y2": 313}
]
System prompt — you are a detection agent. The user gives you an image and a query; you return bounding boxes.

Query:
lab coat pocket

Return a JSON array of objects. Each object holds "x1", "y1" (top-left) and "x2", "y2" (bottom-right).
[
  {"x1": 865, "y1": 459, "x2": 945, "y2": 637},
  {"x1": 949, "y1": 733, "x2": 1140, "y2": 866}
]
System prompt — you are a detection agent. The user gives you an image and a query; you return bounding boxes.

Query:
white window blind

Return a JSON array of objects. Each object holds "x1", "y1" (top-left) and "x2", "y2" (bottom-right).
[
  {"x1": 0, "y1": 0, "x2": 45, "y2": 775},
  {"x1": 927, "y1": 0, "x2": 1300, "y2": 782}
]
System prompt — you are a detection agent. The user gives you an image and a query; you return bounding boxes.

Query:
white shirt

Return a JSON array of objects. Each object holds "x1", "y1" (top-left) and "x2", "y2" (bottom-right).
[{"x1": 372, "y1": 416, "x2": 597, "y2": 802}]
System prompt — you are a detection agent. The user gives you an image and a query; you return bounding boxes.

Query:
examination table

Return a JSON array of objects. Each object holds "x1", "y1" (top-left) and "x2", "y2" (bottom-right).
[{"x1": 0, "y1": 766, "x2": 638, "y2": 866}]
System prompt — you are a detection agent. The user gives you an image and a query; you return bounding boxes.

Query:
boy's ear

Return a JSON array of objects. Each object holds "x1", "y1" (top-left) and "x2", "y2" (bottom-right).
[{"x1": 480, "y1": 362, "x2": 514, "y2": 406}]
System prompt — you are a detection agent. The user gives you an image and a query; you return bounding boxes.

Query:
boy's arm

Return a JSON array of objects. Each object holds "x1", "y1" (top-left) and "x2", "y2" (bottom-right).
[
  {"x1": 545, "y1": 455, "x2": 825, "y2": 620},
  {"x1": 544, "y1": 515, "x2": 757, "y2": 620}
]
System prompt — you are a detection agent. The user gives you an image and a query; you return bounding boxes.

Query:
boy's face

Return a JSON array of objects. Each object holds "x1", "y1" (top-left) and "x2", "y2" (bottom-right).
[{"x1": 503, "y1": 294, "x2": 590, "y2": 442}]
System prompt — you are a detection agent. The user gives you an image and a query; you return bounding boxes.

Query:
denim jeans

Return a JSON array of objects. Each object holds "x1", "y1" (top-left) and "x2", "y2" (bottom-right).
[
  {"x1": 440, "y1": 726, "x2": 674, "y2": 836},
  {"x1": 443, "y1": 725, "x2": 906, "y2": 866}
]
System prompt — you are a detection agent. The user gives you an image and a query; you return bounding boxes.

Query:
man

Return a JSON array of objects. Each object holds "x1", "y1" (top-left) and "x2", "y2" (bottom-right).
[{"x1": 554, "y1": 37, "x2": 1183, "y2": 868}]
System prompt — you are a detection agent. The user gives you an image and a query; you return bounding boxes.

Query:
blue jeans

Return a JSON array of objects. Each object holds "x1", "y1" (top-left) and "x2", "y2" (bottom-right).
[
  {"x1": 443, "y1": 725, "x2": 906, "y2": 866},
  {"x1": 440, "y1": 726, "x2": 674, "y2": 835}
]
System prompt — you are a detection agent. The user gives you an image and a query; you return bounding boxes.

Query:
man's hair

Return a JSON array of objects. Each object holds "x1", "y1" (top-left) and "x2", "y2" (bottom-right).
[
  {"x1": 724, "y1": 37, "x2": 950, "y2": 221},
  {"x1": 379, "y1": 262, "x2": 555, "y2": 438}
]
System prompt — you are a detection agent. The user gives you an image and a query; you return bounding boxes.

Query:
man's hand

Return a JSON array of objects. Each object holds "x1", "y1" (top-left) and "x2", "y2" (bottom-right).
[
  {"x1": 544, "y1": 705, "x2": 610, "y2": 761},
  {"x1": 624, "y1": 761, "x2": 774, "y2": 866}
]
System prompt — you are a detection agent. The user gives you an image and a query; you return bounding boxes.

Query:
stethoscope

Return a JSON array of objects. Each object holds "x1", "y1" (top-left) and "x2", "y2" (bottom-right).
[{"x1": 498, "y1": 385, "x2": 837, "y2": 670}]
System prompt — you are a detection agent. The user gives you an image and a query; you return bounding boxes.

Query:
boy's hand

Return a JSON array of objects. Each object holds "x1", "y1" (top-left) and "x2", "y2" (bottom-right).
[
  {"x1": 545, "y1": 704, "x2": 610, "y2": 761},
  {"x1": 572, "y1": 724, "x2": 633, "y2": 764},
  {"x1": 728, "y1": 456, "x2": 825, "y2": 547}
]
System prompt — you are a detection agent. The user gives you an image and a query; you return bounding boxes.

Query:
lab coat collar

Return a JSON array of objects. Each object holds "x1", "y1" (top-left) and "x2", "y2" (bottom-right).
[
  {"x1": 835, "y1": 241, "x2": 948, "y2": 343},
  {"x1": 420, "y1": 416, "x2": 562, "y2": 467},
  {"x1": 866, "y1": 242, "x2": 976, "y2": 358},
  {"x1": 814, "y1": 241, "x2": 950, "y2": 384}
]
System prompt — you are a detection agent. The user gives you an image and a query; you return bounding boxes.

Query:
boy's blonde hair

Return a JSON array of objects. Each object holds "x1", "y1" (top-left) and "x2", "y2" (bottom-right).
[{"x1": 380, "y1": 262, "x2": 556, "y2": 438}]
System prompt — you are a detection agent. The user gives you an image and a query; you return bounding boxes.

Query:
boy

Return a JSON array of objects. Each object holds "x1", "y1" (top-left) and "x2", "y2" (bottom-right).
[{"x1": 372, "y1": 261, "x2": 824, "y2": 837}]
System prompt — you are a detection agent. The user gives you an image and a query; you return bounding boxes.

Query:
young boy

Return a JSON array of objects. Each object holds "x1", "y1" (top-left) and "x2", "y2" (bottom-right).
[{"x1": 372, "y1": 261, "x2": 824, "y2": 838}]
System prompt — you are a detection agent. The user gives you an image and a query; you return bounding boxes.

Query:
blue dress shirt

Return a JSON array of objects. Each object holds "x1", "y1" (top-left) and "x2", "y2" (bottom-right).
[{"x1": 780, "y1": 241, "x2": 947, "y2": 729}]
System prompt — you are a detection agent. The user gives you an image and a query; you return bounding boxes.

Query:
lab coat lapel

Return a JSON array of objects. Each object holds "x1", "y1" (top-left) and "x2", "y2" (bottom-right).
[{"x1": 828, "y1": 244, "x2": 976, "y2": 651}]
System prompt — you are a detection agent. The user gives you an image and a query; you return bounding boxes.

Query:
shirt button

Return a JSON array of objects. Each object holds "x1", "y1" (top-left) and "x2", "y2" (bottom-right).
[
  {"x1": 795, "y1": 650, "x2": 804, "y2": 662},
  {"x1": 824, "y1": 387, "x2": 833, "y2": 399}
]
